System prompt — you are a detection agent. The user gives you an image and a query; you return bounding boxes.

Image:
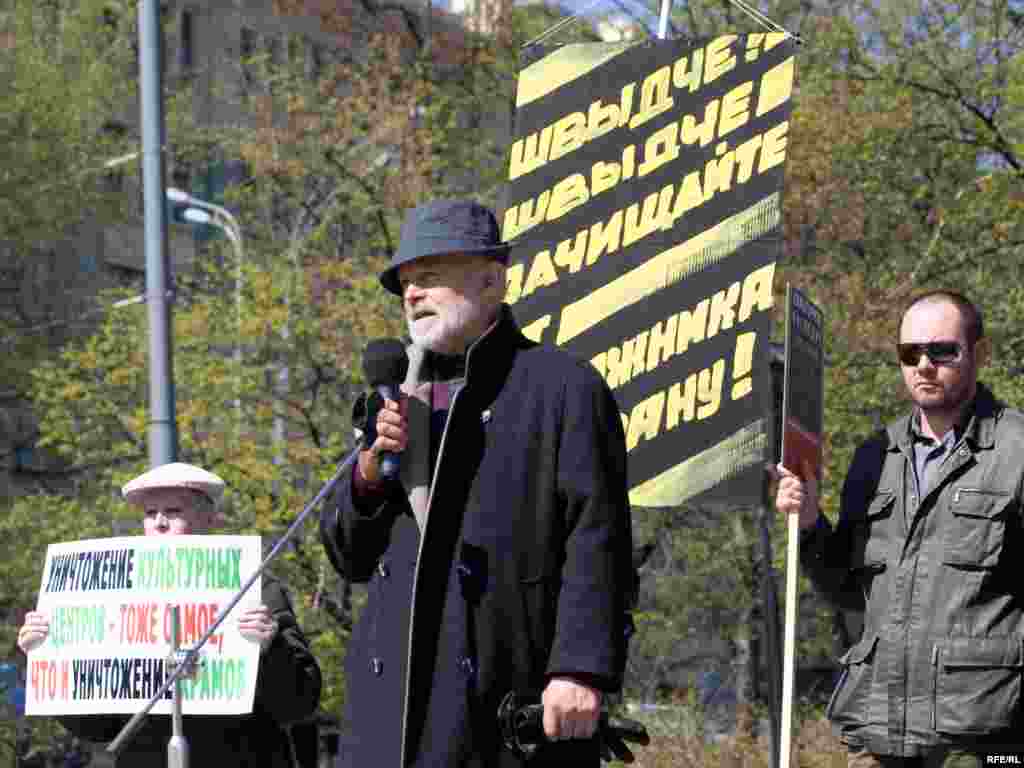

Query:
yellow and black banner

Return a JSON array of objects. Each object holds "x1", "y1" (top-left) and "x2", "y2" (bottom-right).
[{"x1": 504, "y1": 35, "x2": 795, "y2": 508}]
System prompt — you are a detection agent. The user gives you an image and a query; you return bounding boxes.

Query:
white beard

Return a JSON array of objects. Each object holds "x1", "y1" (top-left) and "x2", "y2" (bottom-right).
[{"x1": 407, "y1": 293, "x2": 488, "y2": 354}]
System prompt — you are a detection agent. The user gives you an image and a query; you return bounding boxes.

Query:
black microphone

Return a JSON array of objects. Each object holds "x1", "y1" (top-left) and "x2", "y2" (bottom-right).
[{"x1": 362, "y1": 338, "x2": 409, "y2": 480}]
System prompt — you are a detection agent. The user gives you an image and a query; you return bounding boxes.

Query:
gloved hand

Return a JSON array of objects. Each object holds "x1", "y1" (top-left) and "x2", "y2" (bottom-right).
[
  {"x1": 498, "y1": 691, "x2": 650, "y2": 763},
  {"x1": 594, "y1": 711, "x2": 650, "y2": 763}
]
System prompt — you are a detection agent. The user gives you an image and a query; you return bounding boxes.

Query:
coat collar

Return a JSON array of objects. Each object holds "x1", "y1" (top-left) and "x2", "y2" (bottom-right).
[
  {"x1": 886, "y1": 382, "x2": 1001, "y2": 453},
  {"x1": 461, "y1": 304, "x2": 534, "y2": 387}
]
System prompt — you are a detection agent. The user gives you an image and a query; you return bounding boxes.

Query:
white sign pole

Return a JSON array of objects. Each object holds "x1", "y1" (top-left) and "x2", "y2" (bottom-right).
[
  {"x1": 657, "y1": 0, "x2": 673, "y2": 38},
  {"x1": 778, "y1": 284, "x2": 825, "y2": 768},
  {"x1": 779, "y1": 512, "x2": 799, "y2": 768}
]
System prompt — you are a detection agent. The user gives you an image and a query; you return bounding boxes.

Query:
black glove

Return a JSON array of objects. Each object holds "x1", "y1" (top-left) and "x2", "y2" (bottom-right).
[
  {"x1": 594, "y1": 712, "x2": 650, "y2": 764},
  {"x1": 498, "y1": 691, "x2": 650, "y2": 763}
]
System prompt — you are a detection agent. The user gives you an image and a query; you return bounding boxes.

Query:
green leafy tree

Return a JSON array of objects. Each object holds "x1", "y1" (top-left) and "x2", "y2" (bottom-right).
[
  {"x1": 783, "y1": 0, "x2": 1024, "y2": 547},
  {"x1": 0, "y1": 1, "x2": 177, "y2": 759},
  {"x1": 0, "y1": 0, "x2": 136, "y2": 246}
]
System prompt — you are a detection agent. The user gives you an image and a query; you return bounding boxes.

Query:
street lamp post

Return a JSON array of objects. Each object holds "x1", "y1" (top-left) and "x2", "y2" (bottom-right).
[
  {"x1": 165, "y1": 188, "x2": 246, "y2": 421},
  {"x1": 169, "y1": 191, "x2": 288, "y2": 468},
  {"x1": 139, "y1": 0, "x2": 176, "y2": 470},
  {"x1": 165, "y1": 188, "x2": 244, "y2": 249}
]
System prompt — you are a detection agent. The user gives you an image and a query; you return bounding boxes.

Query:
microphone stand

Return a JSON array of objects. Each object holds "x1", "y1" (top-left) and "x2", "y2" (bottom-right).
[
  {"x1": 106, "y1": 446, "x2": 362, "y2": 762},
  {"x1": 167, "y1": 607, "x2": 187, "y2": 768}
]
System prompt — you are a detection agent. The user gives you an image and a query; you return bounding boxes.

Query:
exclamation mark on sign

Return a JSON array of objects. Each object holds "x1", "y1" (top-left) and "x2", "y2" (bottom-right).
[
  {"x1": 732, "y1": 332, "x2": 756, "y2": 399},
  {"x1": 746, "y1": 33, "x2": 765, "y2": 62}
]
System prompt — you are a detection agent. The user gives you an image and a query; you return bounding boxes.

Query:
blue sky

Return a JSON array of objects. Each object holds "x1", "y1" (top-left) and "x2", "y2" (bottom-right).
[{"x1": 521, "y1": 0, "x2": 665, "y2": 36}]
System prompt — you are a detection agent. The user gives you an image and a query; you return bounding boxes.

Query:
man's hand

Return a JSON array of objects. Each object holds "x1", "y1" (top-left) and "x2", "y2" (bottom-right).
[
  {"x1": 499, "y1": 690, "x2": 651, "y2": 762},
  {"x1": 237, "y1": 604, "x2": 279, "y2": 650},
  {"x1": 541, "y1": 677, "x2": 602, "y2": 740},
  {"x1": 17, "y1": 611, "x2": 49, "y2": 654},
  {"x1": 358, "y1": 397, "x2": 407, "y2": 484},
  {"x1": 772, "y1": 459, "x2": 821, "y2": 530}
]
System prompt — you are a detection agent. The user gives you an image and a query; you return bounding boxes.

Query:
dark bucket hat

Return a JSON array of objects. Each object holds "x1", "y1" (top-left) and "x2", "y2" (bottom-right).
[{"x1": 380, "y1": 199, "x2": 510, "y2": 296}]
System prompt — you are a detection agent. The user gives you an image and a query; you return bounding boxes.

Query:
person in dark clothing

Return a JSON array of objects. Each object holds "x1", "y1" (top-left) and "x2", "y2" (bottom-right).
[
  {"x1": 775, "y1": 291, "x2": 1024, "y2": 768},
  {"x1": 288, "y1": 717, "x2": 321, "y2": 768},
  {"x1": 320, "y1": 199, "x2": 636, "y2": 768},
  {"x1": 17, "y1": 462, "x2": 322, "y2": 767}
]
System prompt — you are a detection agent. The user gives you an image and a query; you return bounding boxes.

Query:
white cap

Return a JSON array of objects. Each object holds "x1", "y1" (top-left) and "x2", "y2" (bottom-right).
[{"x1": 121, "y1": 462, "x2": 226, "y2": 505}]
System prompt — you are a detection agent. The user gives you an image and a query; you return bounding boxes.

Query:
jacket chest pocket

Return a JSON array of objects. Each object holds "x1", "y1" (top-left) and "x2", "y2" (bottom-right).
[
  {"x1": 943, "y1": 488, "x2": 1013, "y2": 568},
  {"x1": 851, "y1": 490, "x2": 895, "y2": 571}
]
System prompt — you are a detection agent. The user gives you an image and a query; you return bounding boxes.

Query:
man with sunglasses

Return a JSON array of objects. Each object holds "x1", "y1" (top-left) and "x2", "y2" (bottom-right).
[{"x1": 775, "y1": 290, "x2": 1024, "y2": 767}]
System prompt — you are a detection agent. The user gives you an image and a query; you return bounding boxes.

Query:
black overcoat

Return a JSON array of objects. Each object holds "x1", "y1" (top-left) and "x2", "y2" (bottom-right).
[{"x1": 321, "y1": 307, "x2": 635, "y2": 768}]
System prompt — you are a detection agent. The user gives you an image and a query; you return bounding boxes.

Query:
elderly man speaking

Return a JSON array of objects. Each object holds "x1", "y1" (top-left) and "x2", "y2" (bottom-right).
[{"x1": 321, "y1": 199, "x2": 637, "y2": 767}]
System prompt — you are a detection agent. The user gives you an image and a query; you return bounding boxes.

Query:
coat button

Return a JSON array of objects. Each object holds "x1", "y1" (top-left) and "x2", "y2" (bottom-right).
[
  {"x1": 371, "y1": 658, "x2": 383, "y2": 676},
  {"x1": 377, "y1": 559, "x2": 389, "y2": 578},
  {"x1": 959, "y1": 447, "x2": 969, "y2": 457},
  {"x1": 481, "y1": 409, "x2": 492, "y2": 424},
  {"x1": 458, "y1": 656, "x2": 475, "y2": 678}
]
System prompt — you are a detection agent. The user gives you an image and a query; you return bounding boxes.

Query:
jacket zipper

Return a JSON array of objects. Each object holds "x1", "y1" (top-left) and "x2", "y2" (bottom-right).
[
  {"x1": 930, "y1": 644, "x2": 939, "y2": 731},
  {"x1": 398, "y1": 383, "x2": 464, "y2": 766},
  {"x1": 399, "y1": 331, "x2": 488, "y2": 766},
  {"x1": 953, "y1": 487, "x2": 1011, "y2": 502},
  {"x1": 825, "y1": 666, "x2": 848, "y2": 719}
]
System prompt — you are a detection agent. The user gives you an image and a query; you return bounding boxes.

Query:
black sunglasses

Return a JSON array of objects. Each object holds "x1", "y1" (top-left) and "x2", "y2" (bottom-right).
[{"x1": 897, "y1": 341, "x2": 962, "y2": 366}]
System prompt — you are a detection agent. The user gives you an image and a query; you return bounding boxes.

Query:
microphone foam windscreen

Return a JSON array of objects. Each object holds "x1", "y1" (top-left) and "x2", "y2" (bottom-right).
[{"x1": 363, "y1": 338, "x2": 409, "y2": 386}]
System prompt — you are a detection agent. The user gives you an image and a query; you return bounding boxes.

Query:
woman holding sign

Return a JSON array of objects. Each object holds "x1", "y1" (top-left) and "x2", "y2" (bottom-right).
[{"x1": 16, "y1": 462, "x2": 322, "y2": 767}]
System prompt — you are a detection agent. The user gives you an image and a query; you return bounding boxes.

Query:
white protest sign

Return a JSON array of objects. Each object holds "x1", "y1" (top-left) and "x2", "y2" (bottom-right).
[{"x1": 26, "y1": 535, "x2": 262, "y2": 716}]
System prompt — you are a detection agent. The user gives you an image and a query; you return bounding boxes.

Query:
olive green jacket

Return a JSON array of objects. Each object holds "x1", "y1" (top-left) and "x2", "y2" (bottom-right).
[{"x1": 802, "y1": 384, "x2": 1024, "y2": 757}]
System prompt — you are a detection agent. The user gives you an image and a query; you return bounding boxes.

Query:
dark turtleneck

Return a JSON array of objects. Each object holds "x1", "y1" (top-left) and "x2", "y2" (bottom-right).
[
  {"x1": 431, "y1": 351, "x2": 466, "y2": 382},
  {"x1": 428, "y1": 352, "x2": 466, "y2": 479}
]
